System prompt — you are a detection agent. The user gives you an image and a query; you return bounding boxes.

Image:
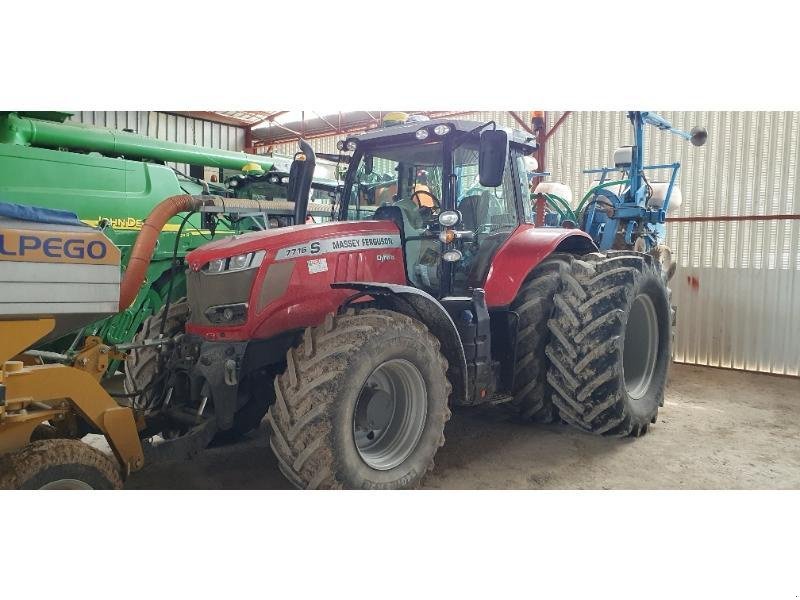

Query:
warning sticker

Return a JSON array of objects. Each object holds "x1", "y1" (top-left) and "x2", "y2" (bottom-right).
[{"x1": 307, "y1": 257, "x2": 328, "y2": 274}]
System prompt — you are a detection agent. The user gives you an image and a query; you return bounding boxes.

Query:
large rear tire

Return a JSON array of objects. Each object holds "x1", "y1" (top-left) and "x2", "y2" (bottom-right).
[
  {"x1": 507, "y1": 255, "x2": 570, "y2": 423},
  {"x1": 266, "y1": 309, "x2": 451, "y2": 489},
  {"x1": 545, "y1": 251, "x2": 672, "y2": 437},
  {"x1": 0, "y1": 439, "x2": 122, "y2": 489}
]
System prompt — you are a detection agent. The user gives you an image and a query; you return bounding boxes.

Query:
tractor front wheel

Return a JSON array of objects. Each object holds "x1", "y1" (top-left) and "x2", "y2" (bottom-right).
[
  {"x1": 266, "y1": 309, "x2": 451, "y2": 489},
  {"x1": 545, "y1": 251, "x2": 672, "y2": 437},
  {"x1": 124, "y1": 298, "x2": 189, "y2": 411},
  {"x1": 0, "y1": 439, "x2": 122, "y2": 489}
]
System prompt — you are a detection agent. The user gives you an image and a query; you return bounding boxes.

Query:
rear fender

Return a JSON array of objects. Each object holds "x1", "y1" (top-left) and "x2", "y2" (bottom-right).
[
  {"x1": 483, "y1": 225, "x2": 596, "y2": 307},
  {"x1": 331, "y1": 282, "x2": 468, "y2": 405}
]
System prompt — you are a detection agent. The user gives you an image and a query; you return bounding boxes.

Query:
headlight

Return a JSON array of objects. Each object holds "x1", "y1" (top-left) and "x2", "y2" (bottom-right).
[
  {"x1": 206, "y1": 258, "x2": 226, "y2": 273},
  {"x1": 433, "y1": 124, "x2": 451, "y2": 136},
  {"x1": 438, "y1": 210, "x2": 460, "y2": 227},
  {"x1": 203, "y1": 250, "x2": 266, "y2": 274},
  {"x1": 442, "y1": 249, "x2": 463, "y2": 262},
  {"x1": 415, "y1": 128, "x2": 429, "y2": 140},
  {"x1": 228, "y1": 253, "x2": 252, "y2": 270},
  {"x1": 337, "y1": 140, "x2": 358, "y2": 151},
  {"x1": 205, "y1": 303, "x2": 248, "y2": 325}
]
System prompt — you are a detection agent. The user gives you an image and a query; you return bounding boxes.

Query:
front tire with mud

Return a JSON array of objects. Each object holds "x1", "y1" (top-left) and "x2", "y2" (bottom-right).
[
  {"x1": 545, "y1": 251, "x2": 672, "y2": 437},
  {"x1": 125, "y1": 299, "x2": 267, "y2": 442},
  {"x1": 266, "y1": 309, "x2": 451, "y2": 489},
  {"x1": 0, "y1": 439, "x2": 122, "y2": 489},
  {"x1": 124, "y1": 298, "x2": 189, "y2": 411}
]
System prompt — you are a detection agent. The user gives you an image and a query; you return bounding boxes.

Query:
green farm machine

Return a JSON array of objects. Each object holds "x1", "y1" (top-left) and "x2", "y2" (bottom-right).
[{"x1": 0, "y1": 111, "x2": 330, "y2": 365}]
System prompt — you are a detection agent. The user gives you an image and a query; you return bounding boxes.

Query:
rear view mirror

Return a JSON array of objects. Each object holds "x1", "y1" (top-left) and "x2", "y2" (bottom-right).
[
  {"x1": 479, "y1": 129, "x2": 508, "y2": 188},
  {"x1": 690, "y1": 126, "x2": 708, "y2": 147}
]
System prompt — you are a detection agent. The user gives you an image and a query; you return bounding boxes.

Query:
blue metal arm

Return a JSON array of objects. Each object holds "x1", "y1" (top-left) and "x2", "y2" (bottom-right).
[{"x1": 641, "y1": 111, "x2": 695, "y2": 142}]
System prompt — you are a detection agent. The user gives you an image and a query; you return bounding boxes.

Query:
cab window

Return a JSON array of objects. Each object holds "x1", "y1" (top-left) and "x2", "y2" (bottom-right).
[
  {"x1": 346, "y1": 144, "x2": 444, "y2": 223},
  {"x1": 454, "y1": 145, "x2": 518, "y2": 233}
]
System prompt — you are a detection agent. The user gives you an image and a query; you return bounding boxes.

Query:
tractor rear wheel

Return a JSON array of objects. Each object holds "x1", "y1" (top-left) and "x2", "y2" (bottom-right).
[
  {"x1": 507, "y1": 255, "x2": 570, "y2": 423},
  {"x1": 266, "y1": 309, "x2": 451, "y2": 489},
  {"x1": 0, "y1": 439, "x2": 122, "y2": 489},
  {"x1": 545, "y1": 251, "x2": 672, "y2": 437}
]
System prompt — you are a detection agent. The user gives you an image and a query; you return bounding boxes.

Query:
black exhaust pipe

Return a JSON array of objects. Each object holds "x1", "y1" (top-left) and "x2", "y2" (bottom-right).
[{"x1": 288, "y1": 138, "x2": 316, "y2": 225}]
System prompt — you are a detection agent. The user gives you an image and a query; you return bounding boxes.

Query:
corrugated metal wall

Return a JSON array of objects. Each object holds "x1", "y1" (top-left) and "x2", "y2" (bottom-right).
[
  {"x1": 288, "y1": 111, "x2": 799, "y2": 376},
  {"x1": 67, "y1": 111, "x2": 246, "y2": 174},
  {"x1": 271, "y1": 135, "x2": 346, "y2": 157}
]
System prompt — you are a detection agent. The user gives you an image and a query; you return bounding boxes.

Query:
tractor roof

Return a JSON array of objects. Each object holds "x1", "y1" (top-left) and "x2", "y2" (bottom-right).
[{"x1": 347, "y1": 117, "x2": 538, "y2": 153}]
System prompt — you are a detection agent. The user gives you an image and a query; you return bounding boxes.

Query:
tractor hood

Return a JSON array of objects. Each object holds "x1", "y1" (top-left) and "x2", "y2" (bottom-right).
[
  {"x1": 186, "y1": 220, "x2": 401, "y2": 272},
  {"x1": 184, "y1": 218, "x2": 408, "y2": 341}
]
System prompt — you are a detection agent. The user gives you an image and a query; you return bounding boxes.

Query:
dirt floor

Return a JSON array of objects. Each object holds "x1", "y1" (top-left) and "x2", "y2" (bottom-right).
[{"x1": 125, "y1": 364, "x2": 800, "y2": 489}]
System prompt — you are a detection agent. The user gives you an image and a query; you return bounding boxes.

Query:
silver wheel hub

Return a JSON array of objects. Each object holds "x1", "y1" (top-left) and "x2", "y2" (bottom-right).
[
  {"x1": 353, "y1": 359, "x2": 427, "y2": 470},
  {"x1": 623, "y1": 293, "x2": 659, "y2": 400},
  {"x1": 39, "y1": 479, "x2": 93, "y2": 490}
]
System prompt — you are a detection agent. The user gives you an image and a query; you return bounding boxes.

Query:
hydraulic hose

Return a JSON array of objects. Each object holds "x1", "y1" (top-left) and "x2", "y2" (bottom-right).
[
  {"x1": 575, "y1": 179, "x2": 631, "y2": 216},
  {"x1": 542, "y1": 193, "x2": 576, "y2": 221},
  {"x1": 118, "y1": 194, "x2": 271, "y2": 311},
  {"x1": 119, "y1": 194, "x2": 196, "y2": 311}
]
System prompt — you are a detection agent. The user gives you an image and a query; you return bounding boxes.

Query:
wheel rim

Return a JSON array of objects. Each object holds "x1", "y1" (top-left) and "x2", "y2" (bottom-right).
[
  {"x1": 623, "y1": 293, "x2": 659, "y2": 400},
  {"x1": 39, "y1": 479, "x2": 93, "y2": 490},
  {"x1": 353, "y1": 359, "x2": 427, "y2": 471}
]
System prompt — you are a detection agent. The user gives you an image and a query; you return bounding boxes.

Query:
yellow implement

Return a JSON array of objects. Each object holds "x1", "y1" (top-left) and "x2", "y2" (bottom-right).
[{"x1": 0, "y1": 213, "x2": 143, "y2": 488}]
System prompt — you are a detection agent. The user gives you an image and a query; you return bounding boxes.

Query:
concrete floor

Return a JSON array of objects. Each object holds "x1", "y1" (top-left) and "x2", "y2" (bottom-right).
[{"x1": 126, "y1": 364, "x2": 800, "y2": 489}]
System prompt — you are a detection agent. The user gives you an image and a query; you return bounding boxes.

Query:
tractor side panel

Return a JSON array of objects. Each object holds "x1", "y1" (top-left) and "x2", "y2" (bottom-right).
[
  {"x1": 482, "y1": 224, "x2": 595, "y2": 308},
  {"x1": 249, "y1": 246, "x2": 407, "y2": 340}
]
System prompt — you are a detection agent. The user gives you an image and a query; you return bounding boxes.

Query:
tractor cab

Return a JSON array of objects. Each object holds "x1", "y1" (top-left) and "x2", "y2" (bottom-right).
[{"x1": 335, "y1": 117, "x2": 539, "y2": 298}]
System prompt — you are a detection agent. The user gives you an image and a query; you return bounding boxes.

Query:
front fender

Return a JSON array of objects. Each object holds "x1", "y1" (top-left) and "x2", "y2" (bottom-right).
[
  {"x1": 483, "y1": 224, "x2": 596, "y2": 307},
  {"x1": 331, "y1": 282, "x2": 468, "y2": 405}
]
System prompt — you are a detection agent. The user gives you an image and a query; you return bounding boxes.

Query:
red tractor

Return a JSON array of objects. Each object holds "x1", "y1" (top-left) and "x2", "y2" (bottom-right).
[{"x1": 127, "y1": 117, "x2": 673, "y2": 489}]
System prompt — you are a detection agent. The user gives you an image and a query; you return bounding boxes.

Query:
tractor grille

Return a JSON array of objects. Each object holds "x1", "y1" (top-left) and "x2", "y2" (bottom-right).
[{"x1": 186, "y1": 268, "x2": 257, "y2": 327}]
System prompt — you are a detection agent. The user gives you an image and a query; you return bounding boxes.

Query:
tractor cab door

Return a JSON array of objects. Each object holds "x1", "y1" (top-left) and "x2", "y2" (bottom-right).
[
  {"x1": 449, "y1": 145, "x2": 522, "y2": 295},
  {"x1": 345, "y1": 147, "x2": 445, "y2": 293}
]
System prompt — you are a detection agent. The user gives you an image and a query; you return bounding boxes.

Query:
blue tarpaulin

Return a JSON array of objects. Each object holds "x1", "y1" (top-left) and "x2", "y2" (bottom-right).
[{"x1": 0, "y1": 201, "x2": 88, "y2": 227}]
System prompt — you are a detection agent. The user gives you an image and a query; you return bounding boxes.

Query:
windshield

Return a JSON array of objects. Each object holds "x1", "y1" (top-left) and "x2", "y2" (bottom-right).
[
  {"x1": 342, "y1": 140, "x2": 518, "y2": 231},
  {"x1": 344, "y1": 141, "x2": 444, "y2": 222}
]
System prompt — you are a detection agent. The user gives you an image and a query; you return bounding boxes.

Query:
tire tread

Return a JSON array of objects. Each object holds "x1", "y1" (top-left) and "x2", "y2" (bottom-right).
[
  {"x1": 266, "y1": 309, "x2": 451, "y2": 490},
  {"x1": 545, "y1": 250, "x2": 670, "y2": 437}
]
